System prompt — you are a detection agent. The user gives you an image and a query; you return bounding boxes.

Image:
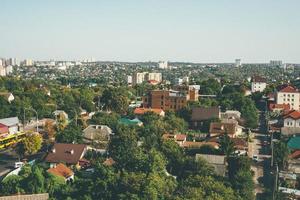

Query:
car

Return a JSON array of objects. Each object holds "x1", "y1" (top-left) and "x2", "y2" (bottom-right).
[
  {"x1": 252, "y1": 155, "x2": 259, "y2": 162},
  {"x1": 14, "y1": 161, "x2": 24, "y2": 169}
]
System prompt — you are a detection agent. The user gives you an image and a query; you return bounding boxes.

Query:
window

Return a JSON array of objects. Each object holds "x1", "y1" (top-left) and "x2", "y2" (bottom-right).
[{"x1": 284, "y1": 94, "x2": 286, "y2": 97}]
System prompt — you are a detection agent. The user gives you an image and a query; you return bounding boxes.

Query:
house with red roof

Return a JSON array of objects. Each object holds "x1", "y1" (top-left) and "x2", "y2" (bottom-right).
[
  {"x1": 47, "y1": 163, "x2": 74, "y2": 182},
  {"x1": 269, "y1": 103, "x2": 290, "y2": 112},
  {"x1": 281, "y1": 110, "x2": 300, "y2": 136},
  {"x1": 276, "y1": 85, "x2": 300, "y2": 111}
]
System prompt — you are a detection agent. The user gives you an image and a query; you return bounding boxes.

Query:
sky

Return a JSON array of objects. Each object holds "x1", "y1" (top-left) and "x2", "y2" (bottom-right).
[{"x1": 0, "y1": 0, "x2": 300, "y2": 63}]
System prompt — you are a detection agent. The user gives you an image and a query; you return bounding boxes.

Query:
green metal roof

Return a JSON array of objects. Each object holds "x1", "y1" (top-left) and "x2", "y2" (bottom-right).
[{"x1": 287, "y1": 136, "x2": 300, "y2": 150}]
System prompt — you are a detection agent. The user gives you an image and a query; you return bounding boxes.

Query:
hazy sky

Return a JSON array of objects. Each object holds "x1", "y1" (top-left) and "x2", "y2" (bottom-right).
[{"x1": 1, "y1": 0, "x2": 300, "y2": 63}]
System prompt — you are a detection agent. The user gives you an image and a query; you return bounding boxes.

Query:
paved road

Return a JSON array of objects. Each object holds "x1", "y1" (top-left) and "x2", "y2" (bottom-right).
[
  {"x1": 0, "y1": 148, "x2": 19, "y2": 177},
  {"x1": 249, "y1": 111, "x2": 272, "y2": 198}
]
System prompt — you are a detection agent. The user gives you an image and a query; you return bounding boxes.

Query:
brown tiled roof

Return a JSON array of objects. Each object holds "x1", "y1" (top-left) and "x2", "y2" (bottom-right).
[
  {"x1": 289, "y1": 150, "x2": 300, "y2": 159},
  {"x1": 284, "y1": 110, "x2": 300, "y2": 120},
  {"x1": 252, "y1": 76, "x2": 266, "y2": 83},
  {"x1": 279, "y1": 85, "x2": 298, "y2": 93},
  {"x1": 209, "y1": 122, "x2": 236, "y2": 136},
  {"x1": 47, "y1": 163, "x2": 73, "y2": 179},
  {"x1": 191, "y1": 107, "x2": 220, "y2": 121},
  {"x1": 45, "y1": 143, "x2": 87, "y2": 164},
  {"x1": 269, "y1": 103, "x2": 290, "y2": 111},
  {"x1": 174, "y1": 134, "x2": 187, "y2": 141},
  {"x1": 231, "y1": 138, "x2": 248, "y2": 150}
]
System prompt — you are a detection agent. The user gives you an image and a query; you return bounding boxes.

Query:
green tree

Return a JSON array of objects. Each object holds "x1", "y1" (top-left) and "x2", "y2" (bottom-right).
[
  {"x1": 56, "y1": 122, "x2": 83, "y2": 143},
  {"x1": 219, "y1": 134, "x2": 235, "y2": 158},
  {"x1": 274, "y1": 141, "x2": 289, "y2": 169},
  {"x1": 17, "y1": 132, "x2": 42, "y2": 156},
  {"x1": 101, "y1": 88, "x2": 129, "y2": 114},
  {"x1": 0, "y1": 175, "x2": 23, "y2": 195}
]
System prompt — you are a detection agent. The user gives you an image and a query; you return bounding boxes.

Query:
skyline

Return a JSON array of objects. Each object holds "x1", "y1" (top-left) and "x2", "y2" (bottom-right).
[{"x1": 1, "y1": 0, "x2": 300, "y2": 63}]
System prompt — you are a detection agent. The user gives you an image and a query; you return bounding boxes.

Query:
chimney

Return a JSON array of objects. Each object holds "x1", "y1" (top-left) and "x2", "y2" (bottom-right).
[
  {"x1": 221, "y1": 125, "x2": 224, "y2": 131},
  {"x1": 52, "y1": 148, "x2": 56, "y2": 153},
  {"x1": 70, "y1": 149, "x2": 74, "y2": 155}
]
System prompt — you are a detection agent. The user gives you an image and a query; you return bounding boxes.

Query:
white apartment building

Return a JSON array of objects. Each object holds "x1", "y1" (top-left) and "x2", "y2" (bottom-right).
[
  {"x1": 158, "y1": 61, "x2": 168, "y2": 69},
  {"x1": 276, "y1": 85, "x2": 300, "y2": 110},
  {"x1": 132, "y1": 72, "x2": 162, "y2": 85},
  {"x1": 146, "y1": 72, "x2": 162, "y2": 82},
  {"x1": 270, "y1": 60, "x2": 283, "y2": 67},
  {"x1": 235, "y1": 59, "x2": 242, "y2": 67},
  {"x1": 132, "y1": 72, "x2": 147, "y2": 85},
  {"x1": 251, "y1": 76, "x2": 267, "y2": 93}
]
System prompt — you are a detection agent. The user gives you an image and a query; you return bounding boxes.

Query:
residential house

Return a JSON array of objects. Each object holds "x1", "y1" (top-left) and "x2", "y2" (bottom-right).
[
  {"x1": 83, "y1": 125, "x2": 113, "y2": 150},
  {"x1": 0, "y1": 117, "x2": 20, "y2": 134},
  {"x1": 162, "y1": 133, "x2": 187, "y2": 146},
  {"x1": 287, "y1": 136, "x2": 300, "y2": 151},
  {"x1": 251, "y1": 76, "x2": 267, "y2": 93},
  {"x1": 269, "y1": 103, "x2": 290, "y2": 112},
  {"x1": 209, "y1": 122, "x2": 243, "y2": 138},
  {"x1": 221, "y1": 110, "x2": 241, "y2": 120},
  {"x1": 288, "y1": 150, "x2": 300, "y2": 174},
  {"x1": 281, "y1": 110, "x2": 300, "y2": 136},
  {"x1": 45, "y1": 143, "x2": 87, "y2": 168},
  {"x1": 276, "y1": 85, "x2": 300, "y2": 111},
  {"x1": 142, "y1": 90, "x2": 190, "y2": 111},
  {"x1": 0, "y1": 92, "x2": 14, "y2": 103},
  {"x1": 195, "y1": 154, "x2": 226, "y2": 176},
  {"x1": 134, "y1": 107, "x2": 165, "y2": 117},
  {"x1": 191, "y1": 106, "x2": 220, "y2": 128},
  {"x1": 47, "y1": 163, "x2": 74, "y2": 182},
  {"x1": 232, "y1": 138, "x2": 248, "y2": 155},
  {"x1": 0, "y1": 123, "x2": 9, "y2": 137}
]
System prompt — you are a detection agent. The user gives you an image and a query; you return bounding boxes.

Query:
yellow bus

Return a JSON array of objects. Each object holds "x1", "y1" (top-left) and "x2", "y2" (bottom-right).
[{"x1": 0, "y1": 132, "x2": 27, "y2": 149}]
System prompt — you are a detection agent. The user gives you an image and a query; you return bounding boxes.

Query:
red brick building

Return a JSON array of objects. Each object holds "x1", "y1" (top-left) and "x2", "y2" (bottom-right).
[{"x1": 142, "y1": 90, "x2": 189, "y2": 111}]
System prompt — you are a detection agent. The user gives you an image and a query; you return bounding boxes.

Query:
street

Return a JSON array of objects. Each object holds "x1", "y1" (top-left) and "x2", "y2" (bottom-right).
[
  {"x1": 0, "y1": 148, "x2": 19, "y2": 177},
  {"x1": 249, "y1": 110, "x2": 272, "y2": 198}
]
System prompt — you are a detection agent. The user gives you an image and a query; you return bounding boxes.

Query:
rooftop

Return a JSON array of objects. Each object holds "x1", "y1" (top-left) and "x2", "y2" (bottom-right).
[
  {"x1": 288, "y1": 137, "x2": 300, "y2": 150},
  {"x1": 47, "y1": 163, "x2": 73, "y2": 179},
  {"x1": 0, "y1": 117, "x2": 19, "y2": 127},
  {"x1": 45, "y1": 143, "x2": 87, "y2": 164}
]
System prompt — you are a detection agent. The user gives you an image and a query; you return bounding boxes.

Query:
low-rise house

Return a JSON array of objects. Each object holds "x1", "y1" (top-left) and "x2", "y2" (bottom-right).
[
  {"x1": 269, "y1": 103, "x2": 290, "y2": 112},
  {"x1": 0, "y1": 123, "x2": 9, "y2": 137},
  {"x1": 288, "y1": 150, "x2": 300, "y2": 174},
  {"x1": 221, "y1": 110, "x2": 241, "y2": 120},
  {"x1": 232, "y1": 138, "x2": 248, "y2": 155},
  {"x1": 83, "y1": 125, "x2": 113, "y2": 150},
  {"x1": 287, "y1": 137, "x2": 300, "y2": 151},
  {"x1": 195, "y1": 154, "x2": 226, "y2": 176},
  {"x1": 47, "y1": 163, "x2": 74, "y2": 182},
  {"x1": 45, "y1": 143, "x2": 87, "y2": 168},
  {"x1": 209, "y1": 122, "x2": 242, "y2": 138},
  {"x1": 162, "y1": 133, "x2": 187, "y2": 146},
  {"x1": 191, "y1": 106, "x2": 220, "y2": 128},
  {"x1": 134, "y1": 107, "x2": 165, "y2": 117},
  {"x1": 0, "y1": 194, "x2": 49, "y2": 200},
  {"x1": 0, "y1": 117, "x2": 20, "y2": 134},
  {"x1": 0, "y1": 92, "x2": 14, "y2": 103},
  {"x1": 281, "y1": 110, "x2": 300, "y2": 136}
]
